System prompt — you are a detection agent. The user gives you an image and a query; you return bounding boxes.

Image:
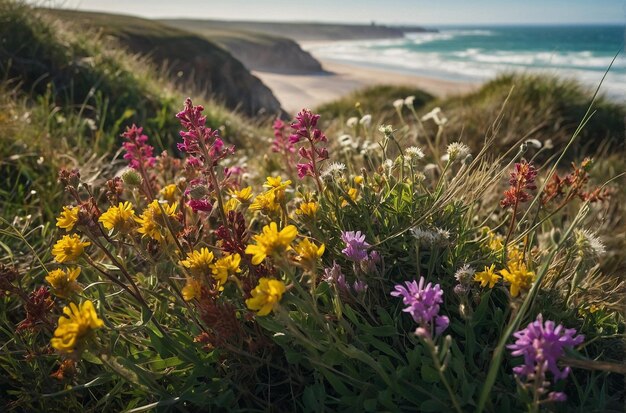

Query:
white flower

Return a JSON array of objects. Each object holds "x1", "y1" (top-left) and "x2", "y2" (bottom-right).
[
  {"x1": 359, "y1": 114, "x2": 372, "y2": 127},
  {"x1": 404, "y1": 146, "x2": 425, "y2": 161},
  {"x1": 338, "y1": 134, "x2": 353, "y2": 147},
  {"x1": 575, "y1": 229, "x2": 605, "y2": 257},
  {"x1": 393, "y1": 99, "x2": 404, "y2": 111},
  {"x1": 378, "y1": 124, "x2": 393, "y2": 135},
  {"x1": 404, "y1": 96, "x2": 415, "y2": 107},
  {"x1": 321, "y1": 162, "x2": 346, "y2": 178},
  {"x1": 346, "y1": 117, "x2": 359, "y2": 128},
  {"x1": 454, "y1": 264, "x2": 476, "y2": 285},
  {"x1": 410, "y1": 227, "x2": 450, "y2": 248},
  {"x1": 525, "y1": 139, "x2": 542, "y2": 149},
  {"x1": 421, "y1": 107, "x2": 448, "y2": 126},
  {"x1": 446, "y1": 142, "x2": 470, "y2": 162},
  {"x1": 383, "y1": 159, "x2": 394, "y2": 171}
]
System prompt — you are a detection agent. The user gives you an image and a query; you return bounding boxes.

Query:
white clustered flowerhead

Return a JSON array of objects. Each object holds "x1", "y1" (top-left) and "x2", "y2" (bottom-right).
[
  {"x1": 404, "y1": 95, "x2": 415, "y2": 107},
  {"x1": 346, "y1": 117, "x2": 359, "y2": 128},
  {"x1": 383, "y1": 159, "x2": 394, "y2": 171},
  {"x1": 446, "y1": 142, "x2": 471, "y2": 162},
  {"x1": 378, "y1": 124, "x2": 394, "y2": 135},
  {"x1": 421, "y1": 107, "x2": 448, "y2": 126},
  {"x1": 338, "y1": 134, "x2": 353, "y2": 147},
  {"x1": 454, "y1": 264, "x2": 476, "y2": 285},
  {"x1": 393, "y1": 99, "x2": 405, "y2": 110},
  {"x1": 320, "y1": 162, "x2": 346, "y2": 179},
  {"x1": 575, "y1": 229, "x2": 606, "y2": 257},
  {"x1": 404, "y1": 146, "x2": 425, "y2": 161},
  {"x1": 359, "y1": 114, "x2": 372, "y2": 127},
  {"x1": 410, "y1": 227, "x2": 450, "y2": 248}
]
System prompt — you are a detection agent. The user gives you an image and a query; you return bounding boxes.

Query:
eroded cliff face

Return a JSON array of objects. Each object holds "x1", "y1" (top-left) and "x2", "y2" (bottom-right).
[{"x1": 217, "y1": 36, "x2": 323, "y2": 74}]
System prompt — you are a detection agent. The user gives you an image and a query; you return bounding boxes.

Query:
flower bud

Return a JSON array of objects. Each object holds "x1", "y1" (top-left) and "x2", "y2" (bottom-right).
[{"x1": 122, "y1": 169, "x2": 142, "y2": 187}]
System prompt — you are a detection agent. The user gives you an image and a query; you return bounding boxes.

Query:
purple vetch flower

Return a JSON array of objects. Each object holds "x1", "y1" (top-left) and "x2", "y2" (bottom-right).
[
  {"x1": 352, "y1": 280, "x2": 368, "y2": 294},
  {"x1": 187, "y1": 199, "x2": 213, "y2": 213},
  {"x1": 507, "y1": 314, "x2": 584, "y2": 403},
  {"x1": 391, "y1": 277, "x2": 449, "y2": 337},
  {"x1": 121, "y1": 124, "x2": 156, "y2": 170},
  {"x1": 508, "y1": 314, "x2": 584, "y2": 381},
  {"x1": 341, "y1": 231, "x2": 370, "y2": 261}
]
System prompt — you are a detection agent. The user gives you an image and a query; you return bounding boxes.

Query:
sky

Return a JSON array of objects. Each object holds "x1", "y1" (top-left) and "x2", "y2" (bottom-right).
[{"x1": 32, "y1": 0, "x2": 626, "y2": 25}]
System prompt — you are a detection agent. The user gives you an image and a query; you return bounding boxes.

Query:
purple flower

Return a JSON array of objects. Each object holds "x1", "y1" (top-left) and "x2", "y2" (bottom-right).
[
  {"x1": 121, "y1": 124, "x2": 155, "y2": 170},
  {"x1": 341, "y1": 231, "x2": 370, "y2": 261},
  {"x1": 272, "y1": 118, "x2": 295, "y2": 154},
  {"x1": 391, "y1": 277, "x2": 449, "y2": 337},
  {"x1": 352, "y1": 280, "x2": 368, "y2": 294},
  {"x1": 289, "y1": 109, "x2": 329, "y2": 181},
  {"x1": 508, "y1": 314, "x2": 584, "y2": 381},
  {"x1": 187, "y1": 199, "x2": 213, "y2": 213}
]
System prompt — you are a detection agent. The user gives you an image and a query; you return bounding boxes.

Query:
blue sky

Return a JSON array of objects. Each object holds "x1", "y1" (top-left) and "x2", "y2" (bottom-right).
[{"x1": 35, "y1": 0, "x2": 626, "y2": 24}]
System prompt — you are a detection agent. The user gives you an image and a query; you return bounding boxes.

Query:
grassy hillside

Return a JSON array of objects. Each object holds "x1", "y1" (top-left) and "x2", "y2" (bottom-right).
[{"x1": 43, "y1": 9, "x2": 284, "y2": 118}]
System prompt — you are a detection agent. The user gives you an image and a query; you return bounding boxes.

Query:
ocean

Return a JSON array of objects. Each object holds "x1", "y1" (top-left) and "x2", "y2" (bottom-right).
[{"x1": 304, "y1": 25, "x2": 625, "y2": 98}]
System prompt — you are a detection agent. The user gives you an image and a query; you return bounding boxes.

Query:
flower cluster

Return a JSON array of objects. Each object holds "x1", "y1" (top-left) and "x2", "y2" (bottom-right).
[
  {"x1": 508, "y1": 314, "x2": 584, "y2": 402},
  {"x1": 501, "y1": 160, "x2": 537, "y2": 208},
  {"x1": 121, "y1": 124, "x2": 156, "y2": 170},
  {"x1": 289, "y1": 109, "x2": 329, "y2": 181},
  {"x1": 51, "y1": 301, "x2": 104, "y2": 354},
  {"x1": 391, "y1": 277, "x2": 449, "y2": 338}
]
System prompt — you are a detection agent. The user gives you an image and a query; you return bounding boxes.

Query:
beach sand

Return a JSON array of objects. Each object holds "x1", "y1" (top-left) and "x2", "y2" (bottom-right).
[{"x1": 254, "y1": 59, "x2": 479, "y2": 114}]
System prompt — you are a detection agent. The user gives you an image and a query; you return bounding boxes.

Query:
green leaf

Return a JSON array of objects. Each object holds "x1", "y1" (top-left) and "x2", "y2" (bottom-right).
[{"x1": 420, "y1": 364, "x2": 440, "y2": 383}]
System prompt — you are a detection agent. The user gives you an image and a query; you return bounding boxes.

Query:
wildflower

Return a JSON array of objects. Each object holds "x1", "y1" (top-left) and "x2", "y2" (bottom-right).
[
  {"x1": 182, "y1": 278, "x2": 203, "y2": 301},
  {"x1": 322, "y1": 262, "x2": 347, "y2": 290},
  {"x1": 346, "y1": 117, "x2": 359, "y2": 128},
  {"x1": 295, "y1": 201, "x2": 318, "y2": 218},
  {"x1": 500, "y1": 261, "x2": 535, "y2": 297},
  {"x1": 245, "y1": 223, "x2": 298, "y2": 265},
  {"x1": 160, "y1": 184, "x2": 179, "y2": 204},
  {"x1": 508, "y1": 314, "x2": 584, "y2": 402},
  {"x1": 320, "y1": 162, "x2": 346, "y2": 178},
  {"x1": 474, "y1": 264, "x2": 501, "y2": 289},
  {"x1": 391, "y1": 276, "x2": 449, "y2": 337},
  {"x1": 353, "y1": 175, "x2": 364, "y2": 185},
  {"x1": 341, "y1": 231, "x2": 370, "y2": 262},
  {"x1": 121, "y1": 124, "x2": 156, "y2": 170},
  {"x1": 574, "y1": 229, "x2": 605, "y2": 258},
  {"x1": 446, "y1": 142, "x2": 470, "y2": 162},
  {"x1": 342, "y1": 187, "x2": 358, "y2": 207},
  {"x1": 421, "y1": 107, "x2": 448, "y2": 126},
  {"x1": 410, "y1": 227, "x2": 450, "y2": 248},
  {"x1": 180, "y1": 247, "x2": 215, "y2": 275},
  {"x1": 99, "y1": 201, "x2": 136, "y2": 232},
  {"x1": 249, "y1": 191, "x2": 281, "y2": 215},
  {"x1": 294, "y1": 238, "x2": 325, "y2": 269},
  {"x1": 404, "y1": 95, "x2": 415, "y2": 107},
  {"x1": 289, "y1": 109, "x2": 329, "y2": 181},
  {"x1": 51, "y1": 301, "x2": 104, "y2": 354},
  {"x1": 246, "y1": 277, "x2": 286, "y2": 316},
  {"x1": 211, "y1": 253, "x2": 241, "y2": 286},
  {"x1": 501, "y1": 160, "x2": 537, "y2": 208},
  {"x1": 229, "y1": 186, "x2": 253, "y2": 203},
  {"x1": 17, "y1": 286, "x2": 54, "y2": 331},
  {"x1": 484, "y1": 228, "x2": 504, "y2": 251},
  {"x1": 135, "y1": 200, "x2": 178, "y2": 241},
  {"x1": 378, "y1": 124, "x2": 393, "y2": 135},
  {"x1": 404, "y1": 146, "x2": 425, "y2": 161},
  {"x1": 454, "y1": 264, "x2": 476, "y2": 285},
  {"x1": 393, "y1": 99, "x2": 404, "y2": 111},
  {"x1": 359, "y1": 114, "x2": 372, "y2": 127},
  {"x1": 52, "y1": 235, "x2": 91, "y2": 263},
  {"x1": 45, "y1": 267, "x2": 81, "y2": 298},
  {"x1": 56, "y1": 206, "x2": 79, "y2": 232},
  {"x1": 271, "y1": 118, "x2": 295, "y2": 154},
  {"x1": 352, "y1": 279, "x2": 368, "y2": 293},
  {"x1": 264, "y1": 176, "x2": 292, "y2": 190}
]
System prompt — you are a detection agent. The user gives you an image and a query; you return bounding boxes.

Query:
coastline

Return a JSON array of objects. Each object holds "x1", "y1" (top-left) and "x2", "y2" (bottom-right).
[{"x1": 254, "y1": 58, "x2": 479, "y2": 114}]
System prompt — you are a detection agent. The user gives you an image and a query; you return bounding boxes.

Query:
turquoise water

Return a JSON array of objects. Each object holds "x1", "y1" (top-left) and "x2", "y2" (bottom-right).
[{"x1": 305, "y1": 25, "x2": 625, "y2": 96}]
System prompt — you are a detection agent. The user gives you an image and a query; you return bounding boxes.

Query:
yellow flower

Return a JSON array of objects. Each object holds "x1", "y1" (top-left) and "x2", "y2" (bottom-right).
[
  {"x1": 507, "y1": 245, "x2": 523, "y2": 264},
  {"x1": 229, "y1": 186, "x2": 253, "y2": 203},
  {"x1": 211, "y1": 253, "x2": 241, "y2": 286},
  {"x1": 52, "y1": 235, "x2": 91, "y2": 263},
  {"x1": 45, "y1": 267, "x2": 82, "y2": 298},
  {"x1": 485, "y1": 229, "x2": 503, "y2": 252},
  {"x1": 342, "y1": 187, "x2": 358, "y2": 207},
  {"x1": 295, "y1": 201, "x2": 318, "y2": 218},
  {"x1": 264, "y1": 176, "x2": 291, "y2": 190},
  {"x1": 246, "y1": 277, "x2": 286, "y2": 316},
  {"x1": 294, "y1": 238, "x2": 325, "y2": 269},
  {"x1": 99, "y1": 201, "x2": 136, "y2": 232},
  {"x1": 245, "y1": 222, "x2": 297, "y2": 265},
  {"x1": 249, "y1": 191, "x2": 281, "y2": 215},
  {"x1": 500, "y1": 261, "x2": 535, "y2": 297},
  {"x1": 50, "y1": 300, "x2": 104, "y2": 354},
  {"x1": 56, "y1": 206, "x2": 79, "y2": 231},
  {"x1": 135, "y1": 200, "x2": 178, "y2": 241},
  {"x1": 182, "y1": 278, "x2": 203, "y2": 301},
  {"x1": 223, "y1": 198, "x2": 239, "y2": 214},
  {"x1": 179, "y1": 247, "x2": 214, "y2": 275},
  {"x1": 473, "y1": 264, "x2": 501, "y2": 289},
  {"x1": 353, "y1": 175, "x2": 364, "y2": 185},
  {"x1": 160, "y1": 184, "x2": 179, "y2": 204}
]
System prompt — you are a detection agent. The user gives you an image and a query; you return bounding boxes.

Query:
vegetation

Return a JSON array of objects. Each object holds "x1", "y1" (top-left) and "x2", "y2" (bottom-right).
[{"x1": 1, "y1": 2, "x2": 624, "y2": 412}]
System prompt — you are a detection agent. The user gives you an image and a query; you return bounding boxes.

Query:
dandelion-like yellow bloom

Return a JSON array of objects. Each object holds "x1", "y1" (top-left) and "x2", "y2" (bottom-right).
[
  {"x1": 249, "y1": 191, "x2": 281, "y2": 215},
  {"x1": 223, "y1": 198, "x2": 239, "y2": 214},
  {"x1": 135, "y1": 200, "x2": 178, "y2": 241},
  {"x1": 211, "y1": 253, "x2": 241, "y2": 286},
  {"x1": 56, "y1": 206, "x2": 79, "y2": 232},
  {"x1": 246, "y1": 277, "x2": 286, "y2": 316},
  {"x1": 45, "y1": 267, "x2": 82, "y2": 298},
  {"x1": 51, "y1": 300, "x2": 103, "y2": 353},
  {"x1": 99, "y1": 201, "x2": 136, "y2": 232},
  {"x1": 473, "y1": 264, "x2": 501, "y2": 289},
  {"x1": 52, "y1": 235, "x2": 91, "y2": 263},
  {"x1": 182, "y1": 278, "x2": 203, "y2": 301},
  {"x1": 264, "y1": 176, "x2": 291, "y2": 190},
  {"x1": 484, "y1": 229, "x2": 504, "y2": 252},
  {"x1": 160, "y1": 184, "x2": 179, "y2": 204},
  {"x1": 229, "y1": 186, "x2": 253, "y2": 203},
  {"x1": 245, "y1": 222, "x2": 297, "y2": 265},
  {"x1": 294, "y1": 238, "x2": 325, "y2": 269},
  {"x1": 295, "y1": 201, "x2": 318, "y2": 218},
  {"x1": 179, "y1": 247, "x2": 215, "y2": 275},
  {"x1": 500, "y1": 261, "x2": 535, "y2": 297},
  {"x1": 342, "y1": 187, "x2": 358, "y2": 207},
  {"x1": 353, "y1": 175, "x2": 364, "y2": 185}
]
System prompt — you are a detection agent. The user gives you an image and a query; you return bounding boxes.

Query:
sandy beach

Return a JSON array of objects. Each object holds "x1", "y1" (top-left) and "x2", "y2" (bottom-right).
[{"x1": 254, "y1": 59, "x2": 479, "y2": 114}]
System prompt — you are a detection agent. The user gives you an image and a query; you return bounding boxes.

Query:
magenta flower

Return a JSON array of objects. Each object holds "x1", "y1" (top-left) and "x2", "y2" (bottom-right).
[
  {"x1": 289, "y1": 109, "x2": 328, "y2": 184},
  {"x1": 272, "y1": 118, "x2": 295, "y2": 154},
  {"x1": 121, "y1": 124, "x2": 156, "y2": 170},
  {"x1": 391, "y1": 277, "x2": 449, "y2": 337},
  {"x1": 341, "y1": 231, "x2": 370, "y2": 262}
]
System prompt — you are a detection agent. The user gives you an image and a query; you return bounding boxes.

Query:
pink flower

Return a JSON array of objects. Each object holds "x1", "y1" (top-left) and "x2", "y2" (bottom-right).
[{"x1": 121, "y1": 124, "x2": 155, "y2": 170}]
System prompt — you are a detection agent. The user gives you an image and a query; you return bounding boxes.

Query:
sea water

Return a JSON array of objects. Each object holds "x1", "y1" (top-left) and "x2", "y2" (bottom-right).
[{"x1": 304, "y1": 25, "x2": 625, "y2": 98}]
